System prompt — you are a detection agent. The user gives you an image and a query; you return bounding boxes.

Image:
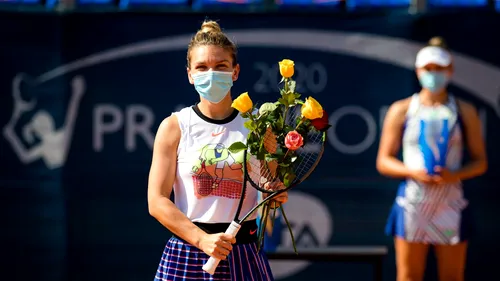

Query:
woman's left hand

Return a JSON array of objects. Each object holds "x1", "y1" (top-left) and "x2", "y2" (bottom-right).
[
  {"x1": 433, "y1": 166, "x2": 461, "y2": 185},
  {"x1": 269, "y1": 192, "x2": 288, "y2": 209},
  {"x1": 263, "y1": 180, "x2": 288, "y2": 209}
]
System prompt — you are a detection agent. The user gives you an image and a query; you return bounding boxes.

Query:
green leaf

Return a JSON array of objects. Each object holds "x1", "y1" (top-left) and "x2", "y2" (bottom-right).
[
  {"x1": 286, "y1": 92, "x2": 296, "y2": 106},
  {"x1": 283, "y1": 173, "x2": 296, "y2": 187},
  {"x1": 259, "y1": 102, "x2": 278, "y2": 116},
  {"x1": 278, "y1": 97, "x2": 288, "y2": 107},
  {"x1": 280, "y1": 115, "x2": 286, "y2": 129},
  {"x1": 256, "y1": 122, "x2": 268, "y2": 134},
  {"x1": 248, "y1": 132, "x2": 257, "y2": 142},
  {"x1": 275, "y1": 146, "x2": 284, "y2": 156},
  {"x1": 228, "y1": 142, "x2": 247, "y2": 154},
  {"x1": 265, "y1": 154, "x2": 278, "y2": 162},
  {"x1": 244, "y1": 120, "x2": 256, "y2": 131},
  {"x1": 266, "y1": 114, "x2": 277, "y2": 123},
  {"x1": 256, "y1": 146, "x2": 267, "y2": 160}
]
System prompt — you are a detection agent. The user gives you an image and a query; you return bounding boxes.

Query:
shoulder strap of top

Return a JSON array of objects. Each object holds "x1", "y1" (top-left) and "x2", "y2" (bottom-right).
[
  {"x1": 172, "y1": 106, "x2": 193, "y2": 154},
  {"x1": 405, "y1": 93, "x2": 421, "y2": 117},
  {"x1": 446, "y1": 93, "x2": 462, "y2": 132},
  {"x1": 401, "y1": 94, "x2": 419, "y2": 133},
  {"x1": 447, "y1": 94, "x2": 458, "y2": 113}
]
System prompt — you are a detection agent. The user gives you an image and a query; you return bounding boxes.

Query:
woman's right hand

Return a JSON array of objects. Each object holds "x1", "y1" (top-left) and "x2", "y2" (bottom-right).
[
  {"x1": 199, "y1": 233, "x2": 236, "y2": 260},
  {"x1": 409, "y1": 169, "x2": 435, "y2": 185}
]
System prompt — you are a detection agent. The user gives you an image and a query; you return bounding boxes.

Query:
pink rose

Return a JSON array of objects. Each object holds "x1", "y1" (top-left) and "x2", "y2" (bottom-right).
[{"x1": 284, "y1": 130, "x2": 304, "y2": 151}]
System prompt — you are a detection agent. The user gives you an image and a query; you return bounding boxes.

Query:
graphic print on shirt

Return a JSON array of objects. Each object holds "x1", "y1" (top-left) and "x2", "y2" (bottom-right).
[{"x1": 191, "y1": 143, "x2": 245, "y2": 199}]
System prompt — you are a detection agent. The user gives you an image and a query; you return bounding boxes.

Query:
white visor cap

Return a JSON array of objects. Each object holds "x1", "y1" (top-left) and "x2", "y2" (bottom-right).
[{"x1": 415, "y1": 46, "x2": 452, "y2": 68}]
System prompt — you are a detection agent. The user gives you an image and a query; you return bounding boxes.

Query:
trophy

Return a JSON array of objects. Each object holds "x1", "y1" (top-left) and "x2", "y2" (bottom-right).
[{"x1": 419, "y1": 111, "x2": 450, "y2": 176}]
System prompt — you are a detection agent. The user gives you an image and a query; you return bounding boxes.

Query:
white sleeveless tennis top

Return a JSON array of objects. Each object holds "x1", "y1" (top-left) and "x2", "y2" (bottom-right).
[
  {"x1": 401, "y1": 93, "x2": 465, "y2": 199},
  {"x1": 171, "y1": 105, "x2": 258, "y2": 223}
]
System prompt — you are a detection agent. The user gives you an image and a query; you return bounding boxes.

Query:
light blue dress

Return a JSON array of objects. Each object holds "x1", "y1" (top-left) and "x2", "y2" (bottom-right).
[{"x1": 385, "y1": 94, "x2": 474, "y2": 244}]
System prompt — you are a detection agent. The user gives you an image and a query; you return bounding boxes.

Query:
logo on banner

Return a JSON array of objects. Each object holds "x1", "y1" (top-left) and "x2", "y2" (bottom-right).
[
  {"x1": 3, "y1": 30, "x2": 499, "y2": 169},
  {"x1": 2, "y1": 74, "x2": 85, "y2": 169}
]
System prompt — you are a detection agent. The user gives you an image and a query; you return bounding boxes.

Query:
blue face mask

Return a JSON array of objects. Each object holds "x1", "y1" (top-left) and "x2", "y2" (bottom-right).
[
  {"x1": 418, "y1": 71, "x2": 449, "y2": 94},
  {"x1": 192, "y1": 70, "x2": 234, "y2": 103}
]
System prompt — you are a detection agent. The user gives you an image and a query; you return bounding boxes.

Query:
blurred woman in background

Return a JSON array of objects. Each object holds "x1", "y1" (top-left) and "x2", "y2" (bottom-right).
[{"x1": 377, "y1": 36, "x2": 487, "y2": 281}]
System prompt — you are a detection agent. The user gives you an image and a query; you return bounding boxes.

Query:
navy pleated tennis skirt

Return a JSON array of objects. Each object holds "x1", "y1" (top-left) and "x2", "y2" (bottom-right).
[
  {"x1": 154, "y1": 237, "x2": 274, "y2": 281},
  {"x1": 154, "y1": 221, "x2": 274, "y2": 281}
]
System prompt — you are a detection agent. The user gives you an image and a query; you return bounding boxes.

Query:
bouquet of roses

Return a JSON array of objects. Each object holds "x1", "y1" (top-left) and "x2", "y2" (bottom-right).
[{"x1": 228, "y1": 59, "x2": 331, "y2": 252}]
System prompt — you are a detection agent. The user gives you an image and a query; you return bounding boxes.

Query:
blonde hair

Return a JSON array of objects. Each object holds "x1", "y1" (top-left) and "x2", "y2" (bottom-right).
[
  {"x1": 187, "y1": 20, "x2": 238, "y2": 68},
  {"x1": 427, "y1": 36, "x2": 449, "y2": 51}
]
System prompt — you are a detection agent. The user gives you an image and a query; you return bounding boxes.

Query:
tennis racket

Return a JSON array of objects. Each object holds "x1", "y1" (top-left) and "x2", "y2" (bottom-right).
[{"x1": 202, "y1": 107, "x2": 326, "y2": 275}]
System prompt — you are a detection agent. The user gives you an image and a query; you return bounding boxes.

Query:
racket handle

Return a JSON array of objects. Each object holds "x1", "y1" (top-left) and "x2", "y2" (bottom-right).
[{"x1": 202, "y1": 220, "x2": 242, "y2": 275}]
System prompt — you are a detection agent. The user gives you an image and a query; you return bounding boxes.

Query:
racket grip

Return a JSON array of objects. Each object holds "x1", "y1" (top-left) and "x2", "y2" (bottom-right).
[{"x1": 202, "y1": 220, "x2": 242, "y2": 275}]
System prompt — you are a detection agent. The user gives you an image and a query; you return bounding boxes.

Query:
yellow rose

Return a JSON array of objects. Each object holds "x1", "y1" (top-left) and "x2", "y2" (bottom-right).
[
  {"x1": 232, "y1": 92, "x2": 253, "y2": 113},
  {"x1": 279, "y1": 59, "x2": 295, "y2": 78},
  {"x1": 301, "y1": 97, "x2": 324, "y2": 120}
]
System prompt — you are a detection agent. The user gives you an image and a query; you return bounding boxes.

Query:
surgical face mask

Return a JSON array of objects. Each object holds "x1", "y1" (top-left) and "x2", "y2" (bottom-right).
[
  {"x1": 192, "y1": 70, "x2": 233, "y2": 103},
  {"x1": 418, "y1": 70, "x2": 449, "y2": 94}
]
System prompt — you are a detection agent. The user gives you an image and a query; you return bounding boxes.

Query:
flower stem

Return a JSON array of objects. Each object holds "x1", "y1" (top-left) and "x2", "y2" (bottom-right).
[
  {"x1": 283, "y1": 106, "x2": 289, "y2": 128},
  {"x1": 247, "y1": 108, "x2": 262, "y2": 149},
  {"x1": 257, "y1": 203, "x2": 269, "y2": 252},
  {"x1": 283, "y1": 148, "x2": 291, "y2": 160},
  {"x1": 280, "y1": 205, "x2": 298, "y2": 255},
  {"x1": 282, "y1": 78, "x2": 291, "y2": 133},
  {"x1": 294, "y1": 117, "x2": 305, "y2": 130}
]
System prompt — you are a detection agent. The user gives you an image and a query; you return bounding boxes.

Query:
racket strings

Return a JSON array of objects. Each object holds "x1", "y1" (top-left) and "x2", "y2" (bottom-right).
[
  {"x1": 289, "y1": 106, "x2": 324, "y2": 181},
  {"x1": 295, "y1": 131, "x2": 324, "y2": 179},
  {"x1": 247, "y1": 150, "x2": 283, "y2": 192}
]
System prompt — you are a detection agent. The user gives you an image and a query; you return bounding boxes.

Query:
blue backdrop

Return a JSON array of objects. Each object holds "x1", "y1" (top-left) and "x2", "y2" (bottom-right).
[{"x1": 1, "y1": 11, "x2": 499, "y2": 281}]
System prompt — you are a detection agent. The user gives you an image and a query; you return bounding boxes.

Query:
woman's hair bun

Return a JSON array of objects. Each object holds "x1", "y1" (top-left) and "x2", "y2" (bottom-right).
[
  {"x1": 200, "y1": 20, "x2": 222, "y2": 34},
  {"x1": 428, "y1": 36, "x2": 449, "y2": 50}
]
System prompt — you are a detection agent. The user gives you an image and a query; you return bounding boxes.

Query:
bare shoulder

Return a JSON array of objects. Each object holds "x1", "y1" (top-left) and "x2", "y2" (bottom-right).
[
  {"x1": 456, "y1": 98, "x2": 479, "y2": 117},
  {"x1": 385, "y1": 97, "x2": 412, "y2": 121},
  {"x1": 154, "y1": 114, "x2": 181, "y2": 151}
]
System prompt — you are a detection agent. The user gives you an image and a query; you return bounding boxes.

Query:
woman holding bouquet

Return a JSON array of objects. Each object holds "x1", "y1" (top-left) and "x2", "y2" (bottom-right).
[
  {"x1": 147, "y1": 20, "x2": 287, "y2": 280},
  {"x1": 377, "y1": 36, "x2": 487, "y2": 281}
]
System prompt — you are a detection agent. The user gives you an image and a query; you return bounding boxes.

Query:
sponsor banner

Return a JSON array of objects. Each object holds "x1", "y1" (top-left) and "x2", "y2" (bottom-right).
[{"x1": 0, "y1": 12, "x2": 499, "y2": 281}]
